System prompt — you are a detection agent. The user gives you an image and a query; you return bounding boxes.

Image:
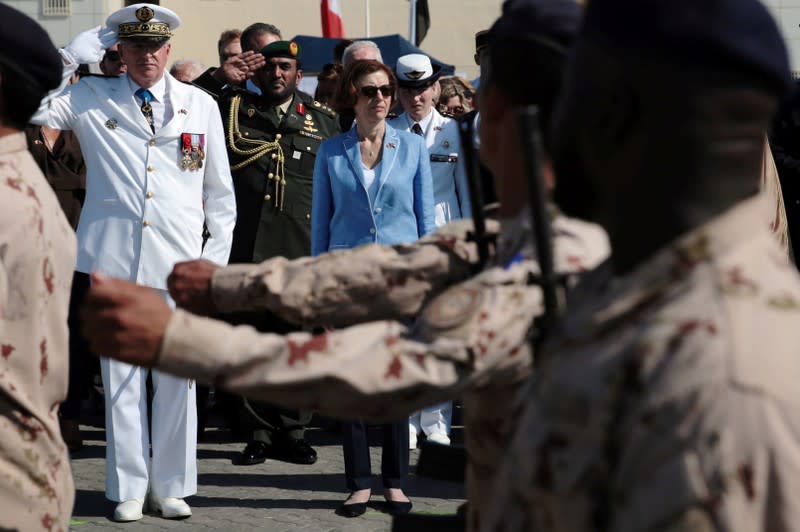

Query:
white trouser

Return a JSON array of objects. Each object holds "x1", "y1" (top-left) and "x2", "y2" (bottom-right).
[
  {"x1": 409, "y1": 401, "x2": 452, "y2": 437},
  {"x1": 100, "y1": 289, "x2": 197, "y2": 502}
]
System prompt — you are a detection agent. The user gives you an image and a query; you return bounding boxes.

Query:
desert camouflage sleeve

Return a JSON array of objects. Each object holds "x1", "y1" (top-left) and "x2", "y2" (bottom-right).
[
  {"x1": 158, "y1": 262, "x2": 537, "y2": 422},
  {"x1": 210, "y1": 219, "x2": 497, "y2": 327}
]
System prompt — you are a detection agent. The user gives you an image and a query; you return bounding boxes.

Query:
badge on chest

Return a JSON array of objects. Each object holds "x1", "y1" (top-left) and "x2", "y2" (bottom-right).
[{"x1": 180, "y1": 133, "x2": 205, "y2": 170}]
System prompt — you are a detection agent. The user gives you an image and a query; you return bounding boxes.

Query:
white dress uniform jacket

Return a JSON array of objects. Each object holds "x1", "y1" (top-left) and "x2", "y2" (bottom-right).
[
  {"x1": 32, "y1": 71, "x2": 236, "y2": 289},
  {"x1": 390, "y1": 109, "x2": 471, "y2": 227}
]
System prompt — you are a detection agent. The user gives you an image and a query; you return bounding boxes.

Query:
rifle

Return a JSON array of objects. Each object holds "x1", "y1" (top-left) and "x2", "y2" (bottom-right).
[
  {"x1": 457, "y1": 117, "x2": 493, "y2": 271},
  {"x1": 516, "y1": 105, "x2": 563, "y2": 353}
]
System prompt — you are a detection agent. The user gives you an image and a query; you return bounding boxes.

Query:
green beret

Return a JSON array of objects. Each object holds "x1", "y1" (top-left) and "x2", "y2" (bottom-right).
[{"x1": 261, "y1": 40, "x2": 302, "y2": 62}]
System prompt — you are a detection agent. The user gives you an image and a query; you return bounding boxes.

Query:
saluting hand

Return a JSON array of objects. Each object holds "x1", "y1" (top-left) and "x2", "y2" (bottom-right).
[
  {"x1": 81, "y1": 273, "x2": 172, "y2": 368},
  {"x1": 167, "y1": 259, "x2": 220, "y2": 316},
  {"x1": 213, "y1": 51, "x2": 267, "y2": 85}
]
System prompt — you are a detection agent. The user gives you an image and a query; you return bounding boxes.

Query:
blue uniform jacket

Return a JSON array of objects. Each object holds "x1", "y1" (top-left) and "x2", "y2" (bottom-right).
[{"x1": 311, "y1": 123, "x2": 436, "y2": 256}]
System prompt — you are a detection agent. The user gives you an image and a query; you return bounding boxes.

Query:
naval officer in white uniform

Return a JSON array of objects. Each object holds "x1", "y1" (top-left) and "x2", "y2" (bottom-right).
[
  {"x1": 32, "y1": 3, "x2": 236, "y2": 522},
  {"x1": 389, "y1": 53, "x2": 471, "y2": 449}
]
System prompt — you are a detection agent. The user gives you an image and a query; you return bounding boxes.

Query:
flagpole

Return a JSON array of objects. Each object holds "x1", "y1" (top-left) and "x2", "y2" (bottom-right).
[
  {"x1": 409, "y1": 0, "x2": 417, "y2": 44},
  {"x1": 365, "y1": 0, "x2": 371, "y2": 37}
]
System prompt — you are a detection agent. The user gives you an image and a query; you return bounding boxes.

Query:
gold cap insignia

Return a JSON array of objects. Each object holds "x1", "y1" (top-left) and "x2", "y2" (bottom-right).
[
  {"x1": 136, "y1": 6, "x2": 155, "y2": 22},
  {"x1": 405, "y1": 70, "x2": 425, "y2": 80},
  {"x1": 289, "y1": 42, "x2": 299, "y2": 57}
]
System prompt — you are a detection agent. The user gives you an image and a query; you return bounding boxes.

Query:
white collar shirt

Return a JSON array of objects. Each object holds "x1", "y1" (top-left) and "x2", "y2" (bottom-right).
[
  {"x1": 128, "y1": 74, "x2": 172, "y2": 131},
  {"x1": 406, "y1": 108, "x2": 435, "y2": 136}
]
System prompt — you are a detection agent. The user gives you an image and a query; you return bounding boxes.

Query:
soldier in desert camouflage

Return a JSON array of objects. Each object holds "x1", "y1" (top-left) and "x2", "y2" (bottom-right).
[{"x1": 481, "y1": 0, "x2": 800, "y2": 530}]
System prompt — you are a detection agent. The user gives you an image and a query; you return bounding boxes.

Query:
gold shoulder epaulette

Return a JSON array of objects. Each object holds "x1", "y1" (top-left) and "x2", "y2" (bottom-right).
[{"x1": 311, "y1": 99, "x2": 338, "y2": 118}]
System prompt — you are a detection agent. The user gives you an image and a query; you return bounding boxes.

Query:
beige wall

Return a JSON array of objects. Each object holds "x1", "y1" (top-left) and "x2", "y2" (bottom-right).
[{"x1": 163, "y1": 0, "x2": 503, "y2": 78}]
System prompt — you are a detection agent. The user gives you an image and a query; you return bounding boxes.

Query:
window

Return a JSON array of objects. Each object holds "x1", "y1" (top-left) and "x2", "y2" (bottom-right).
[{"x1": 42, "y1": 0, "x2": 71, "y2": 16}]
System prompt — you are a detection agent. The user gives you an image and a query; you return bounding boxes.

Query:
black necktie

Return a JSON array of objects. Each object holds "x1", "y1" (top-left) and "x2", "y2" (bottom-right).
[
  {"x1": 412, "y1": 123, "x2": 424, "y2": 136},
  {"x1": 136, "y1": 88, "x2": 155, "y2": 133}
]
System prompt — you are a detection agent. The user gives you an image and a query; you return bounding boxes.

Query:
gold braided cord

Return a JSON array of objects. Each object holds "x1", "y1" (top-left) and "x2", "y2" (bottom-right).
[{"x1": 226, "y1": 94, "x2": 286, "y2": 209}]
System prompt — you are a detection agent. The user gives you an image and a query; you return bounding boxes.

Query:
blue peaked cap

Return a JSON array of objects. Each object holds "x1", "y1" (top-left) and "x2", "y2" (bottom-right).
[{"x1": 582, "y1": 0, "x2": 791, "y2": 94}]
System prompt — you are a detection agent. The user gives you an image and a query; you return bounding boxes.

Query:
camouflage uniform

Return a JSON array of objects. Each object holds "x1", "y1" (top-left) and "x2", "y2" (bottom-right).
[
  {"x1": 157, "y1": 208, "x2": 609, "y2": 529},
  {"x1": 483, "y1": 196, "x2": 800, "y2": 531},
  {"x1": 0, "y1": 132, "x2": 76, "y2": 531}
]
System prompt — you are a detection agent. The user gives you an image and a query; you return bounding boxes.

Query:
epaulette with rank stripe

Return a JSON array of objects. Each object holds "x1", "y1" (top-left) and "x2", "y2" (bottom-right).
[{"x1": 310, "y1": 99, "x2": 337, "y2": 118}]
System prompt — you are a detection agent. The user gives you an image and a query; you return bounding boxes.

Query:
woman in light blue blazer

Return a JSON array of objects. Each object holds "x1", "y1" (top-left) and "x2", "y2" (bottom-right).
[
  {"x1": 311, "y1": 68, "x2": 436, "y2": 256},
  {"x1": 310, "y1": 60, "x2": 435, "y2": 518}
]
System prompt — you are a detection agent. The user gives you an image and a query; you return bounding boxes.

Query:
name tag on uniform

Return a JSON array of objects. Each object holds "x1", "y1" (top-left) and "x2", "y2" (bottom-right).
[{"x1": 430, "y1": 153, "x2": 458, "y2": 163}]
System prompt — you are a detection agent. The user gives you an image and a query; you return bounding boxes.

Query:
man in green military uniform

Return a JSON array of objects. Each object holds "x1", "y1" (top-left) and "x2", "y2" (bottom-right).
[{"x1": 217, "y1": 40, "x2": 341, "y2": 465}]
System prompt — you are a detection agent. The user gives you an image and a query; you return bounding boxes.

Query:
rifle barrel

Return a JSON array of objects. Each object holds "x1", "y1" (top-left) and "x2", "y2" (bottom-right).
[{"x1": 516, "y1": 106, "x2": 560, "y2": 328}]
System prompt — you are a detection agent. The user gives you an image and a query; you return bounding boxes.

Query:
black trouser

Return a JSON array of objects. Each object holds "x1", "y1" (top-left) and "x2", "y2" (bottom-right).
[
  {"x1": 342, "y1": 420, "x2": 409, "y2": 491},
  {"x1": 61, "y1": 271, "x2": 96, "y2": 420},
  {"x1": 219, "y1": 310, "x2": 311, "y2": 444}
]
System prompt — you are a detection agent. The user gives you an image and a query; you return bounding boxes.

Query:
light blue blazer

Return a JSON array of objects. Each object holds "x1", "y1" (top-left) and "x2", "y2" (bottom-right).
[{"x1": 311, "y1": 123, "x2": 436, "y2": 256}]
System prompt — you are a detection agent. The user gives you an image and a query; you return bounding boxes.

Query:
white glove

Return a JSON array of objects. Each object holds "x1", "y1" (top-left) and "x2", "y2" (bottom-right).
[{"x1": 62, "y1": 25, "x2": 118, "y2": 64}]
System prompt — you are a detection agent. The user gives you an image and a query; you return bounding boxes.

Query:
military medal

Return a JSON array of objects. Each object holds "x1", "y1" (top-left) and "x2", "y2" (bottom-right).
[{"x1": 180, "y1": 132, "x2": 205, "y2": 170}]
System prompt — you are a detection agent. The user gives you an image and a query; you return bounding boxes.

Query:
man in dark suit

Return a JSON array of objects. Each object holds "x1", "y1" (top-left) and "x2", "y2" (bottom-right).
[{"x1": 217, "y1": 40, "x2": 341, "y2": 465}]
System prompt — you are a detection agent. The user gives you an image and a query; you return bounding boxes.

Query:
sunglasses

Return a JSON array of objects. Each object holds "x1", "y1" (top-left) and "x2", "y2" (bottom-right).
[
  {"x1": 104, "y1": 50, "x2": 121, "y2": 61},
  {"x1": 358, "y1": 84, "x2": 394, "y2": 98}
]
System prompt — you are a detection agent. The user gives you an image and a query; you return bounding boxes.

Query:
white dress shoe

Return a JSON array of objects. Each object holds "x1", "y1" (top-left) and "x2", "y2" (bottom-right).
[
  {"x1": 426, "y1": 432, "x2": 451, "y2": 446},
  {"x1": 113, "y1": 499, "x2": 144, "y2": 522},
  {"x1": 409, "y1": 431, "x2": 418, "y2": 450},
  {"x1": 150, "y1": 496, "x2": 192, "y2": 519}
]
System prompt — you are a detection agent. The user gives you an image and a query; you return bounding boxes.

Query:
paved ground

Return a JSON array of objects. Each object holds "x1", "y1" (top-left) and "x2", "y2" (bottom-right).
[{"x1": 68, "y1": 421, "x2": 465, "y2": 531}]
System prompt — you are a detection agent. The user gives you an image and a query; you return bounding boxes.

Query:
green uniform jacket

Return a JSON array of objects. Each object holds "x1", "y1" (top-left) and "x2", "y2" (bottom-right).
[{"x1": 219, "y1": 88, "x2": 341, "y2": 263}]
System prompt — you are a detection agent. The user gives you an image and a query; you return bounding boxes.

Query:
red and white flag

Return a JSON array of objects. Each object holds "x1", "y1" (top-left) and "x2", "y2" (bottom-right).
[{"x1": 321, "y1": 0, "x2": 344, "y2": 38}]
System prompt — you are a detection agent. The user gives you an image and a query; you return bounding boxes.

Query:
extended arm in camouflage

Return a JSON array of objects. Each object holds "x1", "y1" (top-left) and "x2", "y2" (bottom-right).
[
  {"x1": 211, "y1": 219, "x2": 499, "y2": 327},
  {"x1": 159, "y1": 263, "x2": 537, "y2": 422}
]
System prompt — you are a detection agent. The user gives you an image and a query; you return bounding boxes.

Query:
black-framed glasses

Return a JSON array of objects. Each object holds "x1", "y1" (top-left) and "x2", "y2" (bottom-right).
[
  {"x1": 104, "y1": 50, "x2": 121, "y2": 61},
  {"x1": 358, "y1": 84, "x2": 394, "y2": 98}
]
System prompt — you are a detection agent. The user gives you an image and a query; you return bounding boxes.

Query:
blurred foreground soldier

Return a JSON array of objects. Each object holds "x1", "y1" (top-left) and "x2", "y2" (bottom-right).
[
  {"x1": 0, "y1": 4, "x2": 76, "y2": 530},
  {"x1": 32, "y1": 2, "x2": 236, "y2": 522},
  {"x1": 82, "y1": 0, "x2": 606, "y2": 526},
  {"x1": 484, "y1": 0, "x2": 800, "y2": 530}
]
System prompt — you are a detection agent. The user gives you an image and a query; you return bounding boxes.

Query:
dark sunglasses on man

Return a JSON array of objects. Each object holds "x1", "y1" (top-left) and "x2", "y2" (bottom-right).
[{"x1": 358, "y1": 84, "x2": 394, "y2": 98}]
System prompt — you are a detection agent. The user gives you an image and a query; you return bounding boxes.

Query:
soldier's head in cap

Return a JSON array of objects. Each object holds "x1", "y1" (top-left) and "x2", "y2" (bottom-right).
[
  {"x1": 550, "y1": 0, "x2": 791, "y2": 274},
  {"x1": 253, "y1": 40, "x2": 304, "y2": 106},
  {"x1": 107, "y1": 3, "x2": 180, "y2": 88},
  {"x1": 478, "y1": 0, "x2": 582, "y2": 218},
  {"x1": 0, "y1": 3, "x2": 62, "y2": 131},
  {"x1": 395, "y1": 54, "x2": 442, "y2": 123}
]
